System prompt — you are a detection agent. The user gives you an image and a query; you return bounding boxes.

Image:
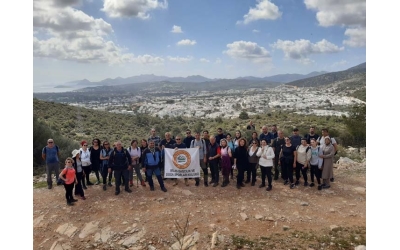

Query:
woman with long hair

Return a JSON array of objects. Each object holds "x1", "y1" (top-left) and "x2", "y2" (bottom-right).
[
  {"x1": 89, "y1": 138, "x2": 102, "y2": 185},
  {"x1": 279, "y1": 137, "x2": 297, "y2": 189},
  {"x1": 219, "y1": 139, "x2": 232, "y2": 187},
  {"x1": 233, "y1": 138, "x2": 248, "y2": 189},
  {"x1": 233, "y1": 130, "x2": 242, "y2": 148},
  {"x1": 72, "y1": 150, "x2": 86, "y2": 200},
  {"x1": 247, "y1": 139, "x2": 260, "y2": 186},
  {"x1": 257, "y1": 139, "x2": 275, "y2": 191},
  {"x1": 80, "y1": 140, "x2": 92, "y2": 188},
  {"x1": 100, "y1": 141, "x2": 113, "y2": 190},
  {"x1": 226, "y1": 133, "x2": 235, "y2": 180}
]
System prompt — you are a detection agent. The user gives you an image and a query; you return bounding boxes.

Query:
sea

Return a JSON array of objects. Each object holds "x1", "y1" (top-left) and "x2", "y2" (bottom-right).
[{"x1": 33, "y1": 85, "x2": 83, "y2": 93}]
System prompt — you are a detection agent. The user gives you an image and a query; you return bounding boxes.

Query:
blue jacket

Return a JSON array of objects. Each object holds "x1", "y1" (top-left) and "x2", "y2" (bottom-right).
[
  {"x1": 142, "y1": 147, "x2": 162, "y2": 169},
  {"x1": 108, "y1": 147, "x2": 132, "y2": 171},
  {"x1": 259, "y1": 133, "x2": 273, "y2": 144}
]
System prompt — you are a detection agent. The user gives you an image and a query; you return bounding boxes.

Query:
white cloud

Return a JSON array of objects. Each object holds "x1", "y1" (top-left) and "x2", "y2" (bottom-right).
[
  {"x1": 304, "y1": 0, "x2": 365, "y2": 27},
  {"x1": 252, "y1": 29, "x2": 260, "y2": 33},
  {"x1": 271, "y1": 39, "x2": 344, "y2": 63},
  {"x1": 237, "y1": 0, "x2": 282, "y2": 25},
  {"x1": 171, "y1": 25, "x2": 183, "y2": 33},
  {"x1": 33, "y1": 0, "x2": 134, "y2": 64},
  {"x1": 134, "y1": 54, "x2": 164, "y2": 65},
  {"x1": 343, "y1": 27, "x2": 366, "y2": 47},
  {"x1": 102, "y1": 0, "x2": 167, "y2": 19},
  {"x1": 215, "y1": 58, "x2": 222, "y2": 64},
  {"x1": 223, "y1": 41, "x2": 271, "y2": 63},
  {"x1": 52, "y1": 0, "x2": 81, "y2": 7},
  {"x1": 199, "y1": 58, "x2": 210, "y2": 63},
  {"x1": 176, "y1": 39, "x2": 197, "y2": 46},
  {"x1": 167, "y1": 56, "x2": 193, "y2": 63},
  {"x1": 304, "y1": 0, "x2": 365, "y2": 47}
]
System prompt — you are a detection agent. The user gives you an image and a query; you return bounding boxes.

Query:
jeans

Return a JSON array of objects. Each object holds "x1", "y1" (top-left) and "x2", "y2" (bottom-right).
[
  {"x1": 145, "y1": 167, "x2": 165, "y2": 188},
  {"x1": 129, "y1": 164, "x2": 144, "y2": 182},
  {"x1": 82, "y1": 165, "x2": 92, "y2": 184},
  {"x1": 310, "y1": 164, "x2": 322, "y2": 184},
  {"x1": 236, "y1": 164, "x2": 245, "y2": 185},
  {"x1": 114, "y1": 169, "x2": 129, "y2": 191},
  {"x1": 260, "y1": 166, "x2": 273, "y2": 187},
  {"x1": 74, "y1": 171, "x2": 85, "y2": 197},
  {"x1": 46, "y1": 162, "x2": 60, "y2": 186}
]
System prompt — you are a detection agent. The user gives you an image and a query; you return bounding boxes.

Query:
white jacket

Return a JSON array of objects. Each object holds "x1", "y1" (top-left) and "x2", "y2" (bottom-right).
[{"x1": 257, "y1": 145, "x2": 275, "y2": 167}]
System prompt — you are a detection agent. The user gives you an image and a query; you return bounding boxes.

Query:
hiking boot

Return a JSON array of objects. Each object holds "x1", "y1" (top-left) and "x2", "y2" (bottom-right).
[
  {"x1": 266, "y1": 186, "x2": 272, "y2": 191},
  {"x1": 309, "y1": 182, "x2": 315, "y2": 187},
  {"x1": 244, "y1": 180, "x2": 250, "y2": 184},
  {"x1": 161, "y1": 187, "x2": 167, "y2": 192},
  {"x1": 71, "y1": 198, "x2": 78, "y2": 202},
  {"x1": 67, "y1": 201, "x2": 74, "y2": 206},
  {"x1": 259, "y1": 184, "x2": 266, "y2": 188},
  {"x1": 318, "y1": 185, "x2": 322, "y2": 190},
  {"x1": 108, "y1": 182, "x2": 112, "y2": 187},
  {"x1": 115, "y1": 190, "x2": 120, "y2": 195},
  {"x1": 290, "y1": 183, "x2": 295, "y2": 189},
  {"x1": 95, "y1": 181, "x2": 100, "y2": 185},
  {"x1": 322, "y1": 185, "x2": 331, "y2": 189},
  {"x1": 125, "y1": 188, "x2": 132, "y2": 193},
  {"x1": 284, "y1": 180, "x2": 289, "y2": 185},
  {"x1": 103, "y1": 184, "x2": 107, "y2": 191},
  {"x1": 330, "y1": 178, "x2": 335, "y2": 182},
  {"x1": 240, "y1": 183, "x2": 245, "y2": 187},
  {"x1": 221, "y1": 182, "x2": 227, "y2": 187},
  {"x1": 236, "y1": 184, "x2": 241, "y2": 189},
  {"x1": 204, "y1": 182, "x2": 208, "y2": 187},
  {"x1": 212, "y1": 183, "x2": 218, "y2": 187},
  {"x1": 141, "y1": 180, "x2": 146, "y2": 187},
  {"x1": 295, "y1": 180, "x2": 299, "y2": 186},
  {"x1": 150, "y1": 186, "x2": 155, "y2": 191},
  {"x1": 304, "y1": 182, "x2": 309, "y2": 187},
  {"x1": 129, "y1": 181, "x2": 133, "y2": 187}
]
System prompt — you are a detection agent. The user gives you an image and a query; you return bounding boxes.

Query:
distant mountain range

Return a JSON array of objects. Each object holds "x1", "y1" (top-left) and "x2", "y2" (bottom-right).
[
  {"x1": 285, "y1": 62, "x2": 366, "y2": 87},
  {"x1": 56, "y1": 71, "x2": 329, "y2": 88}
]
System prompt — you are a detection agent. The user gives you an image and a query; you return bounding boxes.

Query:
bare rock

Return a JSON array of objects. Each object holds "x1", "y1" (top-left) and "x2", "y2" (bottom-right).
[
  {"x1": 33, "y1": 215, "x2": 45, "y2": 227},
  {"x1": 240, "y1": 213, "x2": 248, "y2": 221},
  {"x1": 283, "y1": 225, "x2": 290, "y2": 231},
  {"x1": 255, "y1": 215, "x2": 263, "y2": 220},
  {"x1": 182, "y1": 190, "x2": 193, "y2": 196},
  {"x1": 56, "y1": 223, "x2": 78, "y2": 238},
  {"x1": 170, "y1": 231, "x2": 199, "y2": 250},
  {"x1": 354, "y1": 245, "x2": 366, "y2": 250},
  {"x1": 79, "y1": 221, "x2": 99, "y2": 239},
  {"x1": 301, "y1": 202, "x2": 309, "y2": 206}
]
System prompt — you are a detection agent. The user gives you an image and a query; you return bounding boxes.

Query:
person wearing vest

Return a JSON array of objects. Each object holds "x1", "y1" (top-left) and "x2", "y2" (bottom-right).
[
  {"x1": 233, "y1": 138, "x2": 249, "y2": 189},
  {"x1": 42, "y1": 138, "x2": 61, "y2": 189},
  {"x1": 142, "y1": 140, "x2": 167, "y2": 192},
  {"x1": 208, "y1": 136, "x2": 221, "y2": 187},
  {"x1": 272, "y1": 130, "x2": 285, "y2": 180},
  {"x1": 190, "y1": 132, "x2": 208, "y2": 187},
  {"x1": 247, "y1": 139, "x2": 260, "y2": 186},
  {"x1": 100, "y1": 141, "x2": 113, "y2": 190},
  {"x1": 309, "y1": 138, "x2": 323, "y2": 190},
  {"x1": 295, "y1": 138, "x2": 312, "y2": 186},
  {"x1": 257, "y1": 139, "x2": 275, "y2": 191},
  {"x1": 108, "y1": 141, "x2": 133, "y2": 195}
]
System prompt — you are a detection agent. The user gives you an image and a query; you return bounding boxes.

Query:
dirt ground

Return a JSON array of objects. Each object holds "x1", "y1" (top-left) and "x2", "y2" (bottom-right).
[{"x1": 33, "y1": 161, "x2": 366, "y2": 250}]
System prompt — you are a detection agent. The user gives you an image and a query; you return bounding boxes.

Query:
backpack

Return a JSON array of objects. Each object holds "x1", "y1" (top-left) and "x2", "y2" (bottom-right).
[
  {"x1": 296, "y1": 145, "x2": 310, "y2": 153},
  {"x1": 317, "y1": 136, "x2": 338, "y2": 155},
  {"x1": 191, "y1": 139, "x2": 206, "y2": 151},
  {"x1": 43, "y1": 145, "x2": 59, "y2": 154}
]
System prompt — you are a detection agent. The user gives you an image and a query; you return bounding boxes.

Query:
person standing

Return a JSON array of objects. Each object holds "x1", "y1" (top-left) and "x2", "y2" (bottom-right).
[
  {"x1": 248, "y1": 131, "x2": 258, "y2": 146},
  {"x1": 142, "y1": 140, "x2": 167, "y2": 192},
  {"x1": 309, "y1": 139, "x2": 323, "y2": 190},
  {"x1": 290, "y1": 128, "x2": 302, "y2": 148},
  {"x1": 304, "y1": 126, "x2": 319, "y2": 145},
  {"x1": 215, "y1": 128, "x2": 226, "y2": 145},
  {"x1": 226, "y1": 133, "x2": 235, "y2": 180},
  {"x1": 246, "y1": 121, "x2": 255, "y2": 130},
  {"x1": 280, "y1": 137, "x2": 297, "y2": 189},
  {"x1": 319, "y1": 137, "x2": 335, "y2": 189},
  {"x1": 183, "y1": 129, "x2": 195, "y2": 148},
  {"x1": 190, "y1": 132, "x2": 208, "y2": 187},
  {"x1": 208, "y1": 136, "x2": 221, "y2": 187},
  {"x1": 100, "y1": 141, "x2": 113, "y2": 190},
  {"x1": 317, "y1": 128, "x2": 338, "y2": 182},
  {"x1": 148, "y1": 128, "x2": 161, "y2": 149},
  {"x1": 271, "y1": 130, "x2": 285, "y2": 180},
  {"x1": 219, "y1": 139, "x2": 232, "y2": 187},
  {"x1": 270, "y1": 125, "x2": 278, "y2": 142},
  {"x1": 140, "y1": 139, "x2": 149, "y2": 183},
  {"x1": 257, "y1": 139, "x2": 275, "y2": 191},
  {"x1": 233, "y1": 138, "x2": 248, "y2": 189},
  {"x1": 259, "y1": 126, "x2": 273, "y2": 145},
  {"x1": 160, "y1": 132, "x2": 177, "y2": 179},
  {"x1": 58, "y1": 157, "x2": 78, "y2": 206},
  {"x1": 128, "y1": 139, "x2": 146, "y2": 188},
  {"x1": 79, "y1": 140, "x2": 93, "y2": 188},
  {"x1": 295, "y1": 138, "x2": 311, "y2": 186},
  {"x1": 108, "y1": 141, "x2": 133, "y2": 195},
  {"x1": 247, "y1": 139, "x2": 260, "y2": 186},
  {"x1": 89, "y1": 138, "x2": 102, "y2": 185},
  {"x1": 42, "y1": 138, "x2": 61, "y2": 189},
  {"x1": 172, "y1": 136, "x2": 187, "y2": 186},
  {"x1": 72, "y1": 150, "x2": 86, "y2": 200}
]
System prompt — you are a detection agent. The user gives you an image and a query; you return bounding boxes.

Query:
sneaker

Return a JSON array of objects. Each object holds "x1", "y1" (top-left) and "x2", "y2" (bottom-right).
[
  {"x1": 195, "y1": 181, "x2": 199, "y2": 187},
  {"x1": 47, "y1": 185, "x2": 52, "y2": 189},
  {"x1": 150, "y1": 186, "x2": 155, "y2": 191},
  {"x1": 95, "y1": 181, "x2": 100, "y2": 185},
  {"x1": 317, "y1": 185, "x2": 322, "y2": 190},
  {"x1": 290, "y1": 183, "x2": 295, "y2": 189},
  {"x1": 212, "y1": 183, "x2": 218, "y2": 187},
  {"x1": 141, "y1": 180, "x2": 146, "y2": 187},
  {"x1": 67, "y1": 201, "x2": 74, "y2": 206},
  {"x1": 204, "y1": 182, "x2": 208, "y2": 187},
  {"x1": 259, "y1": 184, "x2": 266, "y2": 188},
  {"x1": 81, "y1": 196, "x2": 86, "y2": 200},
  {"x1": 108, "y1": 182, "x2": 112, "y2": 187},
  {"x1": 295, "y1": 180, "x2": 299, "y2": 186},
  {"x1": 125, "y1": 189, "x2": 132, "y2": 193},
  {"x1": 266, "y1": 186, "x2": 272, "y2": 191},
  {"x1": 103, "y1": 185, "x2": 107, "y2": 191},
  {"x1": 284, "y1": 180, "x2": 289, "y2": 185},
  {"x1": 304, "y1": 182, "x2": 309, "y2": 187},
  {"x1": 87, "y1": 182, "x2": 94, "y2": 186},
  {"x1": 115, "y1": 191, "x2": 120, "y2": 195},
  {"x1": 244, "y1": 180, "x2": 250, "y2": 184},
  {"x1": 330, "y1": 178, "x2": 335, "y2": 182},
  {"x1": 323, "y1": 185, "x2": 331, "y2": 189},
  {"x1": 71, "y1": 198, "x2": 78, "y2": 202},
  {"x1": 83, "y1": 186, "x2": 87, "y2": 190},
  {"x1": 161, "y1": 187, "x2": 167, "y2": 192},
  {"x1": 309, "y1": 183, "x2": 315, "y2": 187}
]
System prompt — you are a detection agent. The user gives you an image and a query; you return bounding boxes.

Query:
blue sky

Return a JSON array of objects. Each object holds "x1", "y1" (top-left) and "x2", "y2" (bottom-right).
[{"x1": 33, "y1": 0, "x2": 366, "y2": 85}]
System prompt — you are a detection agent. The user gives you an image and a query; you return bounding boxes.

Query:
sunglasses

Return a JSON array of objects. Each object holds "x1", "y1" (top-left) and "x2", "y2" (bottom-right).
[
  {"x1": 252, "y1": 142, "x2": 257, "y2": 144},
  {"x1": 48, "y1": 142, "x2": 54, "y2": 143}
]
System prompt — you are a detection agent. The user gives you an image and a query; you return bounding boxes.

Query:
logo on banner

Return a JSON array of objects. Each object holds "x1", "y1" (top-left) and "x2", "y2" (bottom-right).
[{"x1": 172, "y1": 150, "x2": 192, "y2": 169}]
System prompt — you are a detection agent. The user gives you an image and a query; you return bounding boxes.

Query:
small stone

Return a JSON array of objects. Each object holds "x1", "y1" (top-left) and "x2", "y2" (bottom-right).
[
  {"x1": 255, "y1": 215, "x2": 263, "y2": 220},
  {"x1": 354, "y1": 245, "x2": 366, "y2": 250},
  {"x1": 240, "y1": 213, "x2": 248, "y2": 221},
  {"x1": 329, "y1": 208, "x2": 335, "y2": 213},
  {"x1": 301, "y1": 202, "x2": 309, "y2": 206},
  {"x1": 283, "y1": 225, "x2": 290, "y2": 231},
  {"x1": 330, "y1": 225, "x2": 340, "y2": 231},
  {"x1": 122, "y1": 221, "x2": 128, "y2": 225}
]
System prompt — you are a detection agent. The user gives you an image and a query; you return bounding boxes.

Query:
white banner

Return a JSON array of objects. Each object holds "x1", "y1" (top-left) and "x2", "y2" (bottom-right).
[{"x1": 164, "y1": 148, "x2": 200, "y2": 178}]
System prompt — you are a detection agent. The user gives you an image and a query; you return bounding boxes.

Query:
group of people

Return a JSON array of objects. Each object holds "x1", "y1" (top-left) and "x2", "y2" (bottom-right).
[{"x1": 42, "y1": 125, "x2": 338, "y2": 206}]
